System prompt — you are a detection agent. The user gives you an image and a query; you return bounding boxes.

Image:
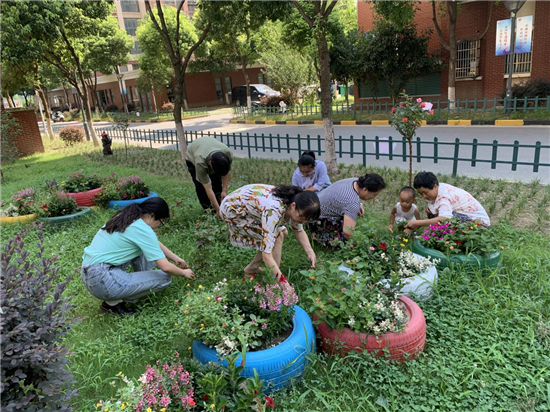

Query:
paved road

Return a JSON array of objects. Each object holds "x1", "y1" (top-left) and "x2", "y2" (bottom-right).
[{"x1": 42, "y1": 114, "x2": 550, "y2": 183}]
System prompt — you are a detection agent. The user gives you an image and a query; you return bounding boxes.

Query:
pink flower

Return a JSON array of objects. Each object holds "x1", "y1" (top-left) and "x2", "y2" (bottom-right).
[
  {"x1": 402, "y1": 117, "x2": 408, "y2": 122},
  {"x1": 429, "y1": 109, "x2": 434, "y2": 115},
  {"x1": 369, "y1": 246, "x2": 375, "y2": 251},
  {"x1": 391, "y1": 107, "x2": 396, "y2": 113},
  {"x1": 450, "y1": 246, "x2": 454, "y2": 250},
  {"x1": 417, "y1": 98, "x2": 422, "y2": 103},
  {"x1": 420, "y1": 102, "x2": 426, "y2": 108}
]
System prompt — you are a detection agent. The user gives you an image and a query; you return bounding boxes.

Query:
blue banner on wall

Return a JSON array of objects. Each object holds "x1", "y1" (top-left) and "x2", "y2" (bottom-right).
[
  {"x1": 495, "y1": 19, "x2": 511, "y2": 56},
  {"x1": 515, "y1": 15, "x2": 533, "y2": 54}
]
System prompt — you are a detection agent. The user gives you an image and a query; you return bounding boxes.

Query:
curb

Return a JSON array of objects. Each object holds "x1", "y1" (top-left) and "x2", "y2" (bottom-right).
[
  {"x1": 230, "y1": 119, "x2": 547, "y2": 126},
  {"x1": 92, "y1": 114, "x2": 208, "y2": 124}
]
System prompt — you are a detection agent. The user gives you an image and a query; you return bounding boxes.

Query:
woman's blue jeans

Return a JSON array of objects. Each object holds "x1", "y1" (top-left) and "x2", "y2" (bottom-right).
[{"x1": 81, "y1": 254, "x2": 171, "y2": 303}]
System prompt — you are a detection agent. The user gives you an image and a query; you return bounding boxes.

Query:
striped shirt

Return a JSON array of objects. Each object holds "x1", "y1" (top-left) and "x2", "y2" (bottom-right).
[{"x1": 317, "y1": 178, "x2": 361, "y2": 221}]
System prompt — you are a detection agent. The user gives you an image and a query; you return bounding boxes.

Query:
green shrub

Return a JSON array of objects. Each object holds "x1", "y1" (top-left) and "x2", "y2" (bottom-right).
[
  {"x1": 36, "y1": 190, "x2": 79, "y2": 217},
  {"x1": 104, "y1": 104, "x2": 118, "y2": 112},
  {"x1": 59, "y1": 126, "x2": 85, "y2": 146},
  {"x1": 61, "y1": 171, "x2": 102, "y2": 193}
]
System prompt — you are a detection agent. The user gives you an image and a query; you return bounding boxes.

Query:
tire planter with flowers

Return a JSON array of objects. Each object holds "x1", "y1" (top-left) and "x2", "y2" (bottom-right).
[
  {"x1": 316, "y1": 296, "x2": 426, "y2": 361},
  {"x1": 108, "y1": 192, "x2": 159, "y2": 211},
  {"x1": 192, "y1": 305, "x2": 316, "y2": 391},
  {"x1": 411, "y1": 239, "x2": 501, "y2": 270},
  {"x1": 0, "y1": 213, "x2": 38, "y2": 226},
  {"x1": 38, "y1": 206, "x2": 92, "y2": 225},
  {"x1": 66, "y1": 187, "x2": 103, "y2": 207}
]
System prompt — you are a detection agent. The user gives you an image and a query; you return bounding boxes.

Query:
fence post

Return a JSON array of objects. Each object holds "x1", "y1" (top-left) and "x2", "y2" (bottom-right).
[
  {"x1": 276, "y1": 134, "x2": 281, "y2": 153},
  {"x1": 433, "y1": 137, "x2": 438, "y2": 164},
  {"x1": 261, "y1": 133, "x2": 265, "y2": 152},
  {"x1": 175, "y1": 131, "x2": 179, "y2": 151},
  {"x1": 416, "y1": 137, "x2": 421, "y2": 163},
  {"x1": 353, "y1": 103, "x2": 357, "y2": 120},
  {"x1": 482, "y1": 98, "x2": 486, "y2": 112},
  {"x1": 317, "y1": 134, "x2": 322, "y2": 156},
  {"x1": 452, "y1": 138, "x2": 460, "y2": 177},
  {"x1": 375, "y1": 135, "x2": 380, "y2": 160},
  {"x1": 388, "y1": 135, "x2": 393, "y2": 161},
  {"x1": 269, "y1": 133, "x2": 273, "y2": 152},
  {"x1": 546, "y1": 97, "x2": 550, "y2": 111},
  {"x1": 338, "y1": 134, "x2": 342, "y2": 158},
  {"x1": 471, "y1": 138, "x2": 478, "y2": 167},
  {"x1": 246, "y1": 133, "x2": 251, "y2": 158},
  {"x1": 491, "y1": 140, "x2": 498, "y2": 170},
  {"x1": 350, "y1": 135, "x2": 354, "y2": 158},
  {"x1": 493, "y1": 98, "x2": 497, "y2": 118},
  {"x1": 533, "y1": 141, "x2": 541, "y2": 172},
  {"x1": 511, "y1": 140, "x2": 519, "y2": 171},
  {"x1": 286, "y1": 134, "x2": 290, "y2": 154},
  {"x1": 362, "y1": 135, "x2": 367, "y2": 167},
  {"x1": 149, "y1": 130, "x2": 153, "y2": 148},
  {"x1": 534, "y1": 96, "x2": 539, "y2": 111},
  {"x1": 254, "y1": 133, "x2": 258, "y2": 152},
  {"x1": 402, "y1": 136, "x2": 407, "y2": 162},
  {"x1": 457, "y1": 99, "x2": 460, "y2": 114},
  {"x1": 523, "y1": 97, "x2": 527, "y2": 113}
]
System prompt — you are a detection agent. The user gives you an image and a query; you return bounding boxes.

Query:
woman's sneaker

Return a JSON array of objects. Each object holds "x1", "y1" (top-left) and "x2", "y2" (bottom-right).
[{"x1": 100, "y1": 301, "x2": 136, "y2": 316}]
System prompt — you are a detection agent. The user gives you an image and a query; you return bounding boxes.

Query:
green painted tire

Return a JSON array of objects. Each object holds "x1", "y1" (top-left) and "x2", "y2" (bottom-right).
[
  {"x1": 411, "y1": 239, "x2": 501, "y2": 270},
  {"x1": 38, "y1": 206, "x2": 92, "y2": 225}
]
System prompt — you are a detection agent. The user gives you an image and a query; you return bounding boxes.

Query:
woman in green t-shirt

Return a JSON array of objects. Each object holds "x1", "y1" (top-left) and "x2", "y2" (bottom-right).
[{"x1": 81, "y1": 197, "x2": 194, "y2": 316}]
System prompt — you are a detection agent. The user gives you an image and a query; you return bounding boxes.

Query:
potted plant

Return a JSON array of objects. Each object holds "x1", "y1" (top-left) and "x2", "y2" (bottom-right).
[
  {"x1": 303, "y1": 260, "x2": 426, "y2": 361},
  {"x1": 182, "y1": 276, "x2": 315, "y2": 391},
  {"x1": 61, "y1": 172, "x2": 103, "y2": 207},
  {"x1": 412, "y1": 218, "x2": 502, "y2": 269},
  {"x1": 0, "y1": 188, "x2": 38, "y2": 225},
  {"x1": 95, "y1": 174, "x2": 157, "y2": 210},
  {"x1": 36, "y1": 190, "x2": 92, "y2": 225}
]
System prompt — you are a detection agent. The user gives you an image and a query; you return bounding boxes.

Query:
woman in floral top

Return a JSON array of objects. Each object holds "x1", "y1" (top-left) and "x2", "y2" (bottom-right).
[
  {"x1": 406, "y1": 171, "x2": 490, "y2": 231},
  {"x1": 220, "y1": 184, "x2": 320, "y2": 283}
]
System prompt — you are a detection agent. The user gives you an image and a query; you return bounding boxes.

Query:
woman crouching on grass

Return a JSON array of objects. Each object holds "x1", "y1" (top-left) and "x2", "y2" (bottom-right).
[
  {"x1": 219, "y1": 184, "x2": 320, "y2": 286},
  {"x1": 81, "y1": 197, "x2": 194, "y2": 316}
]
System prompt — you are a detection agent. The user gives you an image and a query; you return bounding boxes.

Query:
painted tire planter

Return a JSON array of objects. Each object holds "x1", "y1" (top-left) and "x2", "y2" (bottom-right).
[
  {"x1": 338, "y1": 258, "x2": 437, "y2": 300},
  {"x1": 316, "y1": 296, "x2": 426, "y2": 361},
  {"x1": 411, "y1": 239, "x2": 501, "y2": 270},
  {"x1": 192, "y1": 305, "x2": 315, "y2": 391},
  {"x1": 66, "y1": 187, "x2": 102, "y2": 207},
  {"x1": 108, "y1": 192, "x2": 159, "y2": 210},
  {"x1": 38, "y1": 206, "x2": 92, "y2": 225},
  {"x1": 0, "y1": 213, "x2": 38, "y2": 225}
]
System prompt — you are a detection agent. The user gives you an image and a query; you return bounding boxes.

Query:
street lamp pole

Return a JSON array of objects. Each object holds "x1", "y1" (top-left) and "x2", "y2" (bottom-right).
[{"x1": 504, "y1": 0, "x2": 526, "y2": 116}]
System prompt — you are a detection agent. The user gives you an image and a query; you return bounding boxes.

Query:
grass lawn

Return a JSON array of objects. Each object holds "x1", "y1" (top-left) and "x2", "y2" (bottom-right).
[{"x1": 1, "y1": 139, "x2": 549, "y2": 411}]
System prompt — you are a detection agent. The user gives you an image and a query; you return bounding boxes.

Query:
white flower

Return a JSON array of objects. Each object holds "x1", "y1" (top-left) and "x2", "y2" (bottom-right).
[{"x1": 348, "y1": 316, "x2": 355, "y2": 327}]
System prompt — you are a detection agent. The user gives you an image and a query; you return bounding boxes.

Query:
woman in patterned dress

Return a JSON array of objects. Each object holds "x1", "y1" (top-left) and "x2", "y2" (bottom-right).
[{"x1": 219, "y1": 184, "x2": 320, "y2": 283}]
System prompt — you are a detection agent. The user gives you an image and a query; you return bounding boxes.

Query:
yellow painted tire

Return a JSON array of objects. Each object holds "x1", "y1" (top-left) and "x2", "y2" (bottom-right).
[{"x1": 0, "y1": 214, "x2": 38, "y2": 226}]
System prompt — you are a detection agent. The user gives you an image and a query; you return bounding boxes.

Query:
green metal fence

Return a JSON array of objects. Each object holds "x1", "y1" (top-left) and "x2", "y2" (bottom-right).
[
  {"x1": 233, "y1": 96, "x2": 550, "y2": 120},
  {"x1": 97, "y1": 127, "x2": 550, "y2": 178}
]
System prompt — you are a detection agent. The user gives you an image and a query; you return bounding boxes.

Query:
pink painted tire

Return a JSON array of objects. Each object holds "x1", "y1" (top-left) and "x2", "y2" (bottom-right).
[
  {"x1": 316, "y1": 296, "x2": 426, "y2": 361},
  {"x1": 66, "y1": 187, "x2": 103, "y2": 207}
]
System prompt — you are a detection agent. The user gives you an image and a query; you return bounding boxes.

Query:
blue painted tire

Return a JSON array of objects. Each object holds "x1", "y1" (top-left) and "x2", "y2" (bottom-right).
[
  {"x1": 411, "y1": 239, "x2": 501, "y2": 270},
  {"x1": 108, "y1": 192, "x2": 159, "y2": 210},
  {"x1": 192, "y1": 305, "x2": 316, "y2": 391}
]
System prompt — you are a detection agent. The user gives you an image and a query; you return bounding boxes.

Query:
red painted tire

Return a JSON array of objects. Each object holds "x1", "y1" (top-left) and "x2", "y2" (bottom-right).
[
  {"x1": 316, "y1": 296, "x2": 426, "y2": 361},
  {"x1": 66, "y1": 187, "x2": 102, "y2": 207}
]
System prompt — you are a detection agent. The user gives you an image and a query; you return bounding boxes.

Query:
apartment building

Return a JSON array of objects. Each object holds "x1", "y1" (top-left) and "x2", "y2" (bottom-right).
[
  {"x1": 355, "y1": 0, "x2": 550, "y2": 102},
  {"x1": 47, "y1": 0, "x2": 264, "y2": 111}
]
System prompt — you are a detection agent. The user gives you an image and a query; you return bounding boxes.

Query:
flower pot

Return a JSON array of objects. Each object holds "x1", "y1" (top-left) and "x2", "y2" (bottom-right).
[
  {"x1": 0, "y1": 213, "x2": 38, "y2": 226},
  {"x1": 316, "y1": 296, "x2": 426, "y2": 361},
  {"x1": 66, "y1": 187, "x2": 103, "y2": 207},
  {"x1": 192, "y1": 305, "x2": 316, "y2": 391},
  {"x1": 411, "y1": 239, "x2": 501, "y2": 270},
  {"x1": 108, "y1": 192, "x2": 159, "y2": 211},
  {"x1": 338, "y1": 258, "x2": 437, "y2": 300},
  {"x1": 38, "y1": 206, "x2": 92, "y2": 225}
]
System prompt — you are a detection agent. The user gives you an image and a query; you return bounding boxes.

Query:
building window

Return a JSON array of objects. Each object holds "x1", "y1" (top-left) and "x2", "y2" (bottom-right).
[
  {"x1": 504, "y1": 52, "x2": 532, "y2": 74},
  {"x1": 214, "y1": 78, "x2": 223, "y2": 101},
  {"x1": 124, "y1": 18, "x2": 140, "y2": 36},
  {"x1": 258, "y1": 73, "x2": 264, "y2": 84},
  {"x1": 121, "y1": 0, "x2": 140, "y2": 13},
  {"x1": 132, "y1": 63, "x2": 140, "y2": 71},
  {"x1": 224, "y1": 77, "x2": 232, "y2": 94},
  {"x1": 456, "y1": 40, "x2": 480, "y2": 79},
  {"x1": 119, "y1": 65, "x2": 128, "y2": 73},
  {"x1": 131, "y1": 41, "x2": 141, "y2": 55}
]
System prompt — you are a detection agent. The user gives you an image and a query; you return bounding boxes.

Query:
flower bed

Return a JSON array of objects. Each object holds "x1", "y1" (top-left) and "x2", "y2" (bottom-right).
[
  {"x1": 95, "y1": 174, "x2": 153, "y2": 209},
  {"x1": 0, "y1": 188, "x2": 38, "y2": 225},
  {"x1": 60, "y1": 172, "x2": 103, "y2": 207},
  {"x1": 412, "y1": 239, "x2": 501, "y2": 270}
]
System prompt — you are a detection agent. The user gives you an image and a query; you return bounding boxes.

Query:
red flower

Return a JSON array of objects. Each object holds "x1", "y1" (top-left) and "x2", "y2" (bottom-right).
[
  {"x1": 265, "y1": 396, "x2": 275, "y2": 408},
  {"x1": 131, "y1": 195, "x2": 136, "y2": 199},
  {"x1": 203, "y1": 394, "x2": 209, "y2": 401},
  {"x1": 420, "y1": 102, "x2": 426, "y2": 108},
  {"x1": 402, "y1": 117, "x2": 408, "y2": 122},
  {"x1": 456, "y1": 240, "x2": 463, "y2": 245},
  {"x1": 379, "y1": 242, "x2": 388, "y2": 250},
  {"x1": 123, "y1": 194, "x2": 127, "y2": 198},
  {"x1": 216, "y1": 295, "x2": 222, "y2": 301},
  {"x1": 188, "y1": 399, "x2": 196, "y2": 406},
  {"x1": 139, "y1": 190, "x2": 144, "y2": 195}
]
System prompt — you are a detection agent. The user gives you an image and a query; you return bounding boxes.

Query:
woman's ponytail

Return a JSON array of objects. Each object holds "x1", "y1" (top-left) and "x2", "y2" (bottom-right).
[{"x1": 101, "y1": 197, "x2": 170, "y2": 234}]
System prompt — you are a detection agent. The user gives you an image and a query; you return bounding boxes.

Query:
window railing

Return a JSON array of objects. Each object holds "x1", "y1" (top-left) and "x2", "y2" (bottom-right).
[
  {"x1": 504, "y1": 52, "x2": 532, "y2": 74},
  {"x1": 456, "y1": 39, "x2": 480, "y2": 79}
]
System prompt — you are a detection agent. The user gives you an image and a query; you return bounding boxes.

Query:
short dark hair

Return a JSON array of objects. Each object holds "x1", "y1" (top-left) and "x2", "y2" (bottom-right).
[
  {"x1": 298, "y1": 151, "x2": 316, "y2": 168},
  {"x1": 357, "y1": 173, "x2": 386, "y2": 192},
  {"x1": 272, "y1": 185, "x2": 320, "y2": 221},
  {"x1": 399, "y1": 186, "x2": 416, "y2": 198},
  {"x1": 413, "y1": 172, "x2": 439, "y2": 190},
  {"x1": 211, "y1": 152, "x2": 231, "y2": 176}
]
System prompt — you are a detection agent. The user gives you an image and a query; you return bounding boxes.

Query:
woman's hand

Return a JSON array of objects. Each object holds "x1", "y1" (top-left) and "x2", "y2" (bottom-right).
[
  {"x1": 181, "y1": 269, "x2": 195, "y2": 279},
  {"x1": 406, "y1": 220, "x2": 422, "y2": 230},
  {"x1": 358, "y1": 203, "x2": 365, "y2": 217},
  {"x1": 306, "y1": 250, "x2": 316, "y2": 268},
  {"x1": 175, "y1": 258, "x2": 188, "y2": 269}
]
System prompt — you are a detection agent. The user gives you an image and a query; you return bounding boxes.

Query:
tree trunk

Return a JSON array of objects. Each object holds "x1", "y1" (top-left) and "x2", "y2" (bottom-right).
[
  {"x1": 4, "y1": 92, "x2": 14, "y2": 108},
  {"x1": 173, "y1": 68, "x2": 187, "y2": 161},
  {"x1": 448, "y1": 17, "x2": 457, "y2": 110},
  {"x1": 77, "y1": 82, "x2": 100, "y2": 146},
  {"x1": 36, "y1": 87, "x2": 55, "y2": 141},
  {"x1": 408, "y1": 137, "x2": 413, "y2": 186},
  {"x1": 345, "y1": 81, "x2": 349, "y2": 107},
  {"x1": 63, "y1": 84, "x2": 71, "y2": 109},
  {"x1": 317, "y1": 27, "x2": 337, "y2": 174},
  {"x1": 152, "y1": 89, "x2": 159, "y2": 115},
  {"x1": 182, "y1": 80, "x2": 189, "y2": 110},
  {"x1": 241, "y1": 64, "x2": 251, "y2": 110},
  {"x1": 35, "y1": 91, "x2": 48, "y2": 136}
]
